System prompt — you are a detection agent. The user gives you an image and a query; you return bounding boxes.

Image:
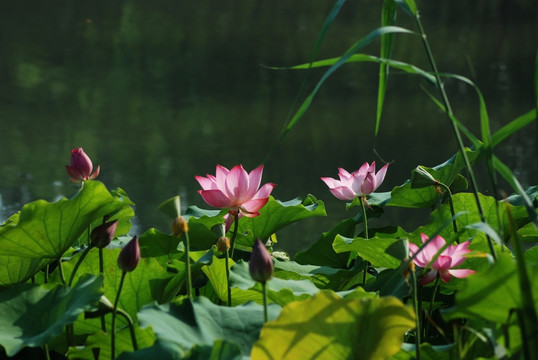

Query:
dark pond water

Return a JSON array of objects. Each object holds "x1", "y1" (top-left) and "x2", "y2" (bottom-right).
[{"x1": 0, "y1": 1, "x2": 536, "y2": 255}]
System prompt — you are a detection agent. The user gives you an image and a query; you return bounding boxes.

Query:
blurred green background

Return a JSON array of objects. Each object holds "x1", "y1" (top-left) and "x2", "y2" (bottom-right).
[{"x1": 0, "y1": 1, "x2": 536, "y2": 255}]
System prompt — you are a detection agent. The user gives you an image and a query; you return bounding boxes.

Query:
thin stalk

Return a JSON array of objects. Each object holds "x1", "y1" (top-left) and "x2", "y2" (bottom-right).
[
  {"x1": 411, "y1": 267, "x2": 421, "y2": 360},
  {"x1": 44, "y1": 264, "x2": 49, "y2": 283},
  {"x1": 111, "y1": 271, "x2": 127, "y2": 360},
  {"x1": 425, "y1": 274, "x2": 440, "y2": 339},
  {"x1": 360, "y1": 197, "x2": 370, "y2": 286},
  {"x1": 229, "y1": 212, "x2": 240, "y2": 259},
  {"x1": 117, "y1": 308, "x2": 138, "y2": 351},
  {"x1": 68, "y1": 245, "x2": 93, "y2": 287},
  {"x1": 184, "y1": 231, "x2": 193, "y2": 299},
  {"x1": 57, "y1": 258, "x2": 66, "y2": 285},
  {"x1": 506, "y1": 204, "x2": 538, "y2": 359},
  {"x1": 225, "y1": 248, "x2": 232, "y2": 307},
  {"x1": 414, "y1": 12, "x2": 496, "y2": 260},
  {"x1": 44, "y1": 344, "x2": 51, "y2": 360},
  {"x1": 99, "y1": 247, "x2": 106, "y2": 332},
  {"x1": 437, "y1": 182, "x2": 458, "y2": 237},
  {"x1": 262, "y1": 281, "x2": 269, "y2": 323}
]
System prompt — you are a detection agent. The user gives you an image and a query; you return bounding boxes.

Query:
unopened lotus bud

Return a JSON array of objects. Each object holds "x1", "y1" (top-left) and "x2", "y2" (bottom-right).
[
  {"x1": 217, "y1": 236, "x2": 230, "y2": 253},
  {"x1": 171, "y1": 216, "x2": 189, "y2": 237},
  {"x1": 249, "y1": 240, "x2": 274, "y2": 284},
  {"x1": 117, "y1": 236, "x2": 140, "y2": 272},
  {"x1": 90, "y1": 220, "x2": 118, "y2": 248},
  {"x1": 411, "y1": 166, "x2": 438, "y2": 189}
]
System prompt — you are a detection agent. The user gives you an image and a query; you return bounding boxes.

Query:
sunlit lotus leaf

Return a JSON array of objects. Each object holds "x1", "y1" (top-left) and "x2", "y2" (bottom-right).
[
  {"x1": 442, "y1": 253, "x2": 538, "y2": 323},
  {"x1": 251, "y1": 291, "x2": 415, "y2": 360},
  {"x1": 0, "y1": 275, "x2": 102, "y2": 357},
  {"x1": 295, "y1": 218, "x2": 357, "y2": 268},
  {"x1": 0, "y1": 255, "x2": 50, "y2": 285},
  {"x1": 236, "y1": 195, "x2": 326, "y2": 248},
  {"x1": 410, "y1": 192, "x2": 528, "y2": 244},
  {"x1": 518, "y1": 222, "x2": 538, "y2": 243},
  {"x1": 0, "y1": 180, "x2": 134, "y2": 259},
  {"x1": 203, "y1": 257, "x2": 317, "y2": 306},
  {"x1": 136, "y1": 297, "x2": 280, "y2": 358},
  {"x1": 63, "y1": 247, "x2": 171, "y2": 330},
  {"x1": 66, "y1": 326, "x2": 156, "y2": 360},
  {"x1": 333, "y1": 226, "x2": 409, "y2": 269},
  {"x1": 389, "y1": 148, "x2": 479, "y2": 208}
]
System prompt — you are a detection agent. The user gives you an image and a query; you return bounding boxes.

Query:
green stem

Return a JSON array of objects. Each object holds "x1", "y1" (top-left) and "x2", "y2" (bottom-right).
[
  {"x1": 184, "y1": 231, "x2": 193, "y2": 299},
  {"x1": 44, "y1": 264, "x2": 49, "y2": 284},
  {"x1": 425, "y1": 274, "x2": 440, "y2": 339},
  {"x1": 225, "y1": 248, "x2": 232, "y2": 307},
  {"x1": 98, "y1": 247, "x2": 106, "y2": 332},
  {"x1": 411, "y1": 267, "x2": 421, "y2": 360},
  {"x1": 437, "y1": 182, "x2": 458, "y2": 237},
  {"x1": 111, "y1": 271, "x2": 127, "y2": 360},
  {"x1": 68, "y1": 245, "x2": 93, "y2": 287},
  {"x1": 414, "y1": 12, "x2": 496, "y2": 260},
  {"x1": 229, "y1": 212, "x2": 240, "y2": 259},
  {"x1": 44, "y1": 344, "x2": 51, "y2": 360},
  {"x1": 57, "y1": 258, "x2": 66, "y2": 285},
  {"x1": 117, "y1": 308, "x2": 138, "y2": 351},
  {"x1": 262, "y1": 281, "x2": 268, "y2": 323},
  {"x1": 360, "y1": 197, "x2": 370, "y2": 286}
]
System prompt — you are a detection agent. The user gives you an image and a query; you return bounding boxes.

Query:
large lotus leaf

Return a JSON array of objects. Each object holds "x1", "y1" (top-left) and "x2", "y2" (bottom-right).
[
  {"x1": 235, "y1": 195, "x2": 326, "y2": 248},
  {"x1": 409, "y1": 192, "x2": 528, "y2": 244},
  {"x1": 0, "y1": 255, "x2": 50, "y2": 285},
  {"x1": 184, "y1": 206, "x2": 226, "y2": 251},
  {"x1": 251, "y1": 291, "x2": 415, "y2": 360},
  {"x1": 0, "y1": 180, "x2": 133, "y2": 259},
  {"x1": 333, "y1": 226, "x2": 409, "y2": 270},
  {"x1": 0, "y1": 275, "x2": 103, "y2": 357},
  {"x1": 63, "y1": 247, "x2": 172, "y2": 330},
  {"x1": 442, "y1": 254, "x2": 538, "y2": 324},
  {"x1": 117, "y1": 339, "x2": 243, "y2": 360},
  {"x1": 66, "y1": 326, "x2": 156, "y2": 360},
  {"x1": 202, "y1": 257, "x2": 316, "y2": 306},
  {"x1": 139, "y1": 228, "x2": 182, "y2": 265},
  {"x1": 272, "y1": 259, "x2": 349, "y2": 289},
  {"x1": 294, "y1": 218, "x2": 357, "y2": 268},
  {"x1": 136, "y1": 297, "x2": 281, "y2": 358},
  {"x1": 388, "y1": 148, "x2": 479, "y2": 208}
]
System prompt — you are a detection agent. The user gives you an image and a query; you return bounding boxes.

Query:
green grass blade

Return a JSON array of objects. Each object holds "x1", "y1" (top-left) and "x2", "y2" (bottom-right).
[
  {"x1": 309, "y1": 0, "x2": 347, "y2": 65},
  {"x1": 491, "y1": 109, "x2": 536, "y2": 147},
  {"x1": 283, "y1": 26, "x2": 415, "y2": 134},
  {"x1": 395, "y1": 0, "x2": 417, "y2": 16},
  {"x1": 376, "y1": 0, "x2": 398, "y2": 136}
]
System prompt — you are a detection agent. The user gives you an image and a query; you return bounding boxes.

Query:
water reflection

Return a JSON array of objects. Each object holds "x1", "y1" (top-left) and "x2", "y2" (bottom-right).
[{"x1": 0, "y1": 1, "x2": 536, "y2": 255}]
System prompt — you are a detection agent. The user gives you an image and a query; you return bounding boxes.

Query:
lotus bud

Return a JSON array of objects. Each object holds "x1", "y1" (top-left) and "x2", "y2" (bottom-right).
[
  {"x1": 171, "y1": 216, "x2": 189, "y2": 237},
  {"x1": 249, "y1": 239, "x2": 274, "y2": 284},
  {"x1": 66, "y1": 148, "x2": 100, "y2": 183},
  {"x1": 90, "y1": 220, "x2": 118, "y2": 248},
  {"x1": 117, "y1": 236, "x2": 140, "y2": 272},
  {"x1": 410, "y1": 166, "x2": 438, "y2": 189},
  {"x1": 216, "y1": 236, "x2": 230, "y2": 253}
]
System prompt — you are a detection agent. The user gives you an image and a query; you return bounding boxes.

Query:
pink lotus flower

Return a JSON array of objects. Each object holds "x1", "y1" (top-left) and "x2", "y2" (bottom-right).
[
  {"x1": 321, "y1": 162, "x2": 388, "y2": 204},
  {"x1": 66, "y1": 148, "x2": 100, "y2": 183},
  {"x1": 409, "y1": 233, "x2": 475, "y2": 285},
  {"x1": 195, "y1": 165, "x2": 275, "y2": 229}
]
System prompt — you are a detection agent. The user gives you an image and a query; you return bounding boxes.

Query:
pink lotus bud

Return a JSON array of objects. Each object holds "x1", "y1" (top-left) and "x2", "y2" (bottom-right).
[
  {"x1": 66, "y1": 148, "x2": 100, "y2": 183},
  {"x1": 249, "y1": 239, "x2": 274, "y2": 284},
  {"x1": 117, "y1": 236, "x2": 140, "y2": 272},
  {"x1": 90, "y1": 220, "x2": 118, "y2": 248}
]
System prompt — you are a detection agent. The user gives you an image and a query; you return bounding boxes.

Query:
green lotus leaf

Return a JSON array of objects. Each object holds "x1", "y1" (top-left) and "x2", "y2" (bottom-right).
[
  {"x1": 0, "y1": 180, "x2": 134, "y2": 259},
  {"x1": 136, "y1": 297, "x2": 281, "y2": 358},
  {"x1": 251, "y1": 291, "x2": 415, "y2": 360},
  {"x1": 0, "y1": 275, "x2": 103, "y2": 357}
]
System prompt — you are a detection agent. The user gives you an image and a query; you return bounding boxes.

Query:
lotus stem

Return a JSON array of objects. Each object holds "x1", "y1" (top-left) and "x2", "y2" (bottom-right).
[
  {"x1": 262, "y1": 281, "x2": 269, "y2": 323},
  {"x1": 230, "y1": 212, "x2": 239, "y2": 259},
  {"x1": 436, "y1": 181, "x2": 458, "y2": 238},
  {"x1": 225, "y1": 248, "x2": 232, "y2": 307},
  {"x1": 411, "y1": 266, "x2": 421, "y2": 360},
  {"x1": 360, "y1": 196, "x2": 370, "y2": 286},
  {"x1": 111, "y1": 271, "x2": 127, "y2": 360},
  {"x1": 68, "y1": 245, "x2": 93, "y2": 287},
  {"x1": 184, "y1": 230, "x2": 193, "y2": 299}
]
